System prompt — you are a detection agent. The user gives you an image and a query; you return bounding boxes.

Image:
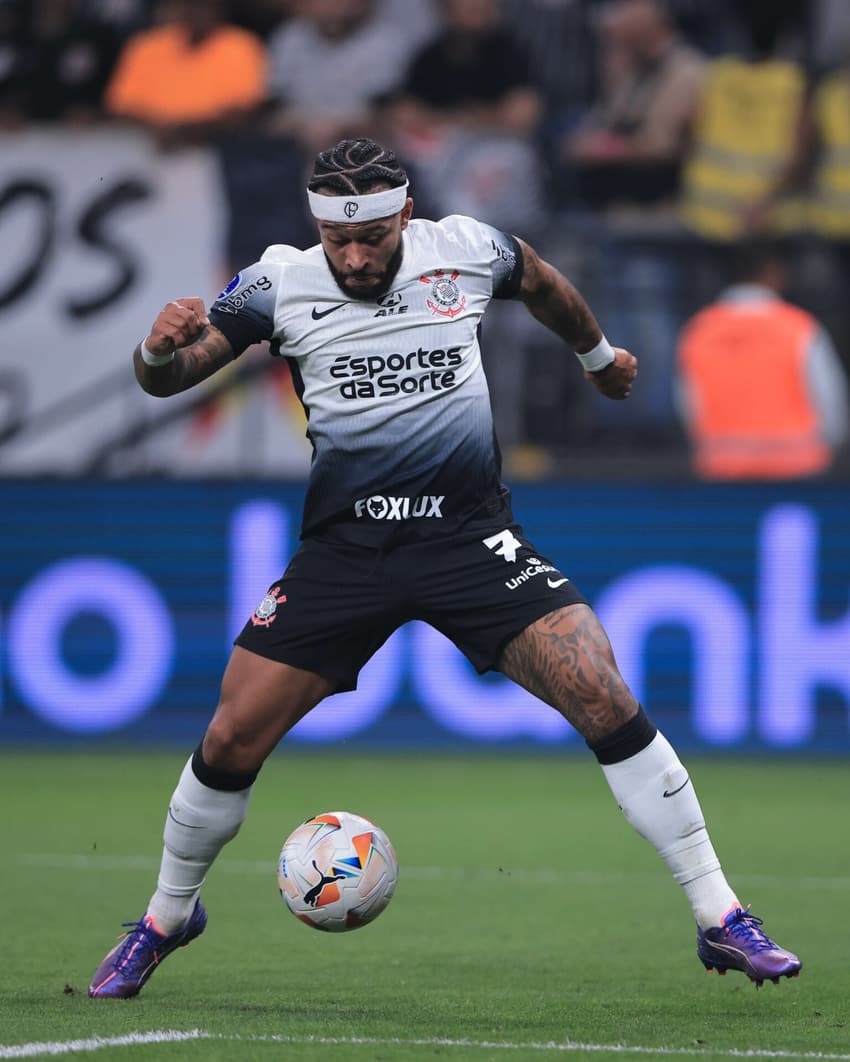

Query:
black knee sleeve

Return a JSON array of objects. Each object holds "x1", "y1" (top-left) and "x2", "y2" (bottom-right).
[
  {"x1": 586, "y1": 705, "x2": 658, "y2": 765},
  {"x1": 191, "y1": 742, "x2": 260, "y2": 791}
]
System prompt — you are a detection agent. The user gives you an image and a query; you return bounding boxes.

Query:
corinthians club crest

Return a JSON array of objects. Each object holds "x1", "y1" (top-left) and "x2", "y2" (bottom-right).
[
  {"x1": 251, "y1": 586, "x2": 287, "y2": 627},
  {"x1": 419, "y1": 269, "x2": 467, "y2": 319}
]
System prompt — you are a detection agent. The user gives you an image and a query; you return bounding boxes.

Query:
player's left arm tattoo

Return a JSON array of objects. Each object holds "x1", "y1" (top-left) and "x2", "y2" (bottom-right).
[
  {"x1": 133, "y1": 326, "x2": 235, "y2": 398},
  {"x1": 514, "y1": 238, "x2": 603, "y2": 354}
]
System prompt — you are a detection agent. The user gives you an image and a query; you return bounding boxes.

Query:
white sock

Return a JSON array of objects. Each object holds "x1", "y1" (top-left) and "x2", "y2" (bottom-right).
[
  {"x1": 600, "y1": 731, "x2": 739, "y2": 928},
  {"x1": 147, "y1": 756, "x2": 253, "y2": 933}
]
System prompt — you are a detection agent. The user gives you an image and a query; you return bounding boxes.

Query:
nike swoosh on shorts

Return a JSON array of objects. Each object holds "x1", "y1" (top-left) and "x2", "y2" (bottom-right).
[{"x1": 547, "y1": 577, "x2": 569, "y2": 588}]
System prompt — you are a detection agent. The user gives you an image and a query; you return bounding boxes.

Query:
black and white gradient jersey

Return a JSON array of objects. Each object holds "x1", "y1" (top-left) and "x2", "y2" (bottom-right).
[{"x1": 208, "y1": 214, "x2": 523, "y2": 543}]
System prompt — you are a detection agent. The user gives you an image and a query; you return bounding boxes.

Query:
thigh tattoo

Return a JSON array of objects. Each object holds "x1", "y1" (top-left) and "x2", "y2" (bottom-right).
[{"x1": 498, "y1": 604, "x2": 638, "y2": 741}]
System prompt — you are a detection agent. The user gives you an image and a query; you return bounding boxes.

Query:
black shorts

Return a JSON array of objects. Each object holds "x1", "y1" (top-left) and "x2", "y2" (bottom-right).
[{"x1": 234, "y1": 516, "x2": 587, "y2": 692}]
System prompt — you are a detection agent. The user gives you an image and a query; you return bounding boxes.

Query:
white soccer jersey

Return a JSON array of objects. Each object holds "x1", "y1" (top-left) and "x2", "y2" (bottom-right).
[{"x1": 208, "y1": 214, "x2": 523, "y2": 542}]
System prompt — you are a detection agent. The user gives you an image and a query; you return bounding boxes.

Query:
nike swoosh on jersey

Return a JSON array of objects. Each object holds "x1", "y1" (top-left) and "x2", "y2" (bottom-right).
[
  {"x1": 311, "y1": 303, "x2": 346, "y2": 320},
  {"x1": 547, "y1": 577, "x2": 569, "y2": 588}
]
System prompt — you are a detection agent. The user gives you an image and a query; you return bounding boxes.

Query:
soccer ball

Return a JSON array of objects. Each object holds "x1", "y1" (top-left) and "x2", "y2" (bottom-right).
[{"x1": 277, "y1": 811, "x2": 398, "y2": 931}]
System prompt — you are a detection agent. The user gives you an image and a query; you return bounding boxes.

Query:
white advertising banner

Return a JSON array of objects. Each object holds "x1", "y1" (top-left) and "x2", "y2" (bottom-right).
[{"x1": 0, "y1": 128, "x2": 311, "y2": 477}]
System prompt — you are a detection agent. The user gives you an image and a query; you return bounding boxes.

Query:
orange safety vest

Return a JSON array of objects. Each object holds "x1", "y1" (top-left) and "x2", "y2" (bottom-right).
[{"x1": 677, "y1": 299, "x2": 830, "y2": 478}]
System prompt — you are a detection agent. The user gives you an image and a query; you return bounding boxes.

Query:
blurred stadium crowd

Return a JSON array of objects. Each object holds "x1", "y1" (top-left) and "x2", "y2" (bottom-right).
[{"x1": 2, "y1": 0, "x2": 850, "y2": 477}]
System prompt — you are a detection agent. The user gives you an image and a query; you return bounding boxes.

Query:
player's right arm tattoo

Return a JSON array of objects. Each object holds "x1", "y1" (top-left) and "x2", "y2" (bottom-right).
[{"x1": 133, "y1": 326, "x2": 235, "y2": 397}]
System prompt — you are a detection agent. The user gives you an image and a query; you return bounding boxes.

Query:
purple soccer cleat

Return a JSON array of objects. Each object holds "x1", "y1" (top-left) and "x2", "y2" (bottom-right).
[
  {"x1": 697, "y1": 905, "x2": 802, "y2": 988},
  {"x1": 88, "y1": 899, "x2": 207, "y2": 999}
]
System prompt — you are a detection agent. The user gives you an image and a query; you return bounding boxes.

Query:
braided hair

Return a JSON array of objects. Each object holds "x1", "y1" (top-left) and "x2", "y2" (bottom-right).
[{"x1": 308, "y1": 138, "x2": 408, "y2": 196}]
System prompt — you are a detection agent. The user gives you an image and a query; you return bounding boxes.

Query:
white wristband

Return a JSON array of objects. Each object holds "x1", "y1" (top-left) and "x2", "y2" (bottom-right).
[
  {"x1": 575, "y1": 336, "x2": 615, "y2": 373},
  {"x1": 140, "y1": 340, "x2": 176, "y2": 367}
]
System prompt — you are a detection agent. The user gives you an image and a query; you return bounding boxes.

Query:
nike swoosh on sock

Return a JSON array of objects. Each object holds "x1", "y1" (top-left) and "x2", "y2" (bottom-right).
[
  {"x1": 167, "y1": 806, "x2": 207, "y2": 829},
  {"x1": 662, "y1": 776, "x2": 690, "y2": 798}
]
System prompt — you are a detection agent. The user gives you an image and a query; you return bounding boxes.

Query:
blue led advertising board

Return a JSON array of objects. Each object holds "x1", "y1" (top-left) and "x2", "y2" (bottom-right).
[{"x1": 1, "y1": 481, "x2": 848, "y2": 753}]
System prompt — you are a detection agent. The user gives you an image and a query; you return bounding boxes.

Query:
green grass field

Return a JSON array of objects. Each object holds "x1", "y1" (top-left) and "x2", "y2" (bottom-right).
[{"x1": 1, "y1": 751, "x2": 847, "y2": 1061}]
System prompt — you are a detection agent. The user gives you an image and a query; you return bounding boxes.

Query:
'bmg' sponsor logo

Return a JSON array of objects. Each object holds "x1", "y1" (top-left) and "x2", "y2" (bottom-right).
[
  {"x1": 331, "y1": 347, "x2": 462, "y2": 399},
  {"x1": 355, "y1": 495, "x2": 445, "y2": 520},
  {"x1": 214, "y1": 274, "x2": 272, "y2": 315}
]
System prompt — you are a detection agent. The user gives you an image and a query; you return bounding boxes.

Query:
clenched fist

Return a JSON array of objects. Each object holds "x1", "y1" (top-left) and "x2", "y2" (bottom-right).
[
  {"x1": 145, "y1": 298, "x2": 210, "y2": 357},
  {"x1": 585, "y1": 346, "x2": 638, "y2": 400}
]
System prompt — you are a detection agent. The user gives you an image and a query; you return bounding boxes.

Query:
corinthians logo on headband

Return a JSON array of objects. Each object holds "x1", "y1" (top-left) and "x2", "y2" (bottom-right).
[{"x1": 307, "y1": 183, "x2": 409, "y2": 223}]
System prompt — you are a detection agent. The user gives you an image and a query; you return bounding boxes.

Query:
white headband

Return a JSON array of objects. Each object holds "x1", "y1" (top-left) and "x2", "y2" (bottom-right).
[{"x1": 307, "y1": 183, "x2": 409, "y2": 223}]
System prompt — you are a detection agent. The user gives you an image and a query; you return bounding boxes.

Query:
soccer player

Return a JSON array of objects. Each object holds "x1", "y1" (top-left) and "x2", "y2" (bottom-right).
[{"x1": 89, "y1": 137, "x2": 801, "y2": 998}]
